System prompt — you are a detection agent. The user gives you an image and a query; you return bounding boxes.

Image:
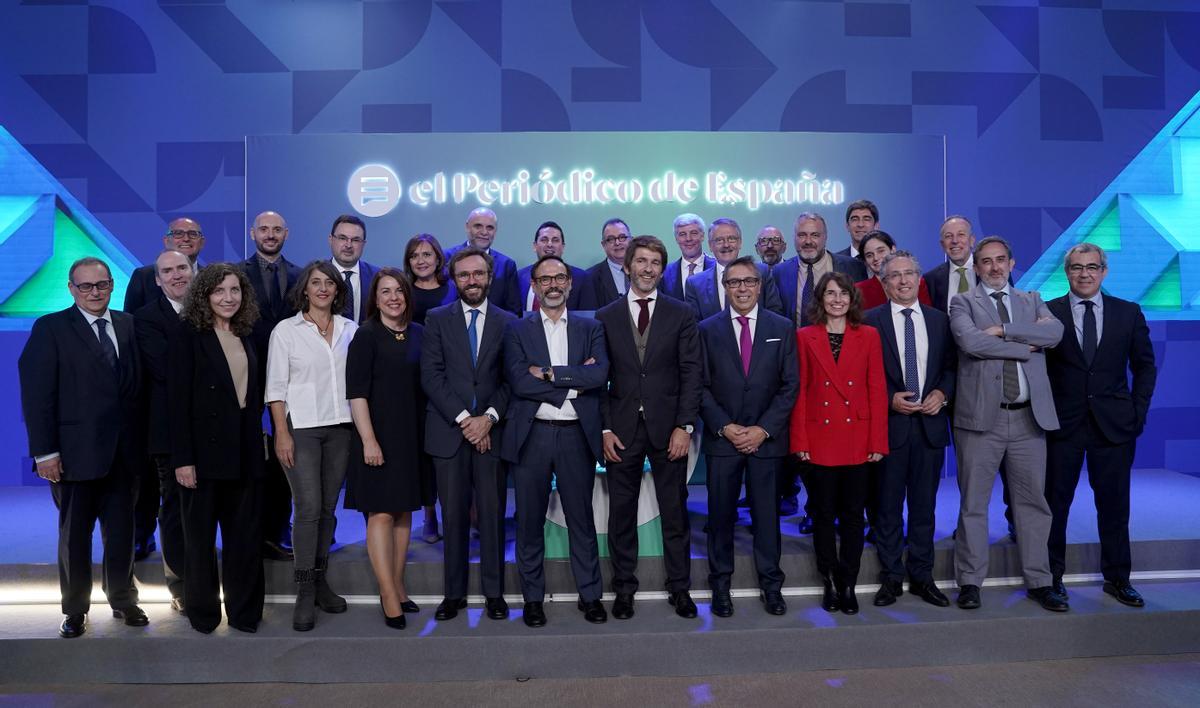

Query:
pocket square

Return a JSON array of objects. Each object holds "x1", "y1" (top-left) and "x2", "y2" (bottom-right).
[{"x1": 765, "y1": 338, "x2": 781, "y2": 343}]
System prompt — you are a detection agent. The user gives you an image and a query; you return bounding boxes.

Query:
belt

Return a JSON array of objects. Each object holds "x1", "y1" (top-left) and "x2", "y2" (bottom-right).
[
  {"x1": 999, "y1": 400, "x2": 1031, "y2": 410},
  {"x1": 533, "y1": 418, "x2": 580, "y2": 427}
]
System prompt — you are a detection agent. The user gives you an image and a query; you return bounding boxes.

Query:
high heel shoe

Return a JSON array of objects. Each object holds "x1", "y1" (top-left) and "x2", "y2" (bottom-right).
[
  {"x1": 399, "y1": 599, "x2": 420, "y2": 614},
  {"x1": 380, "y1": 598, "x2": 406, "y2": 630}
]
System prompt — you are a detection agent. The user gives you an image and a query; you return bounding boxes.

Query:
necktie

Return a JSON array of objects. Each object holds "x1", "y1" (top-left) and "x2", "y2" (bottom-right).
[
  {"x1": 956, "y1": 266, "x2": 969, "y2": 294},
  {"x1": 341, "y1": 270, "x2": 355, "y2": 320},
  {"x1": 635, "y1": 298, "x2": 651, "y2": 334},
  {"x1": 736, "y1": 315, "x2": 752, "y2": 376},
  {"x1": 467, "y1": 308, "x2": 480, "y2": 367},
  {"x1": 620, "y1": 272, "x2": 629, "y2": 296},
  {"x1": 94, "y1": 318, "x2": 118, "y2": 371},
  {"x1": 799, "y1": 262, "x2": 815, "y2": 326},
  {"x1": 990, "y1": 291, "x2": 1020, "y2": 402},
  {"x1": 531, "y1": 291, "x2": 540, "y2": 312},
  {"x1": 264, "y1": 261, "x2": 278, "y2": 310},
  {"x1": 688, "y1": 261, "x2": 697, "y2": 278},
  {"x1": 901, "y1": 308, "x2": 920, "y2": 397},
  {"x1": 1081, "y1": 300, "x2": 1097, "y2": 366}
]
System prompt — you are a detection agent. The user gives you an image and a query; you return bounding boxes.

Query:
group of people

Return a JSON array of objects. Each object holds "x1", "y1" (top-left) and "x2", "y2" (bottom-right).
[{"x1": 18, "y1": 199, "x2": 1156, "y2": 639}]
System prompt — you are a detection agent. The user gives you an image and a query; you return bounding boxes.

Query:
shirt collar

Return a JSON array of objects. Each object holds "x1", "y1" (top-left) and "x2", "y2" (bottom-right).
[
  {"x1": 982, "y1": 282, "x2": 1011, "y2": 298},
  {"x1": 890, "y1": 300, "x2": 921, "y2": 316},
  {"x1": 1068, "y1": 290, "x2": 1103, "y2": 309},
  {"x1": 332, "y1": 259, "x2": 359, "y2": 275},
  {"x1": 627, "y1": 288, "x2": 658, "y2": 303},
  {"x1": 167, "y1": 297, "x2": 184, "y2": 314},
  {"x1": 77, "y1": 306, "x2": 113, "y2": 326},
  {"x1": 729, "y1": 304, "x2": 759, "y2": 322},
  {"x1": 463, "y1": 298, "x2": 490, "y2": 316},
  {"x1": 539, "y1": 308, "x2": 568, "y2": 327},
  {"x1": 683, "y1": 254, "x2": 706, "y2": 266}
]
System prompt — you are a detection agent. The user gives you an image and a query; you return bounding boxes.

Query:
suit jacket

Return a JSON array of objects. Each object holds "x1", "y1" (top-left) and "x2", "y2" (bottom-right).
[
  {"x1": 240, "y1": 254, "x2": 301, "y2": 380},
  {"x1": 1045, "y1": 294, "x2": 1156, "y2": 444},
  {"x1": 856, "y1": 276, "x2": 932, "y2": 311},
  {"x1": 864, "y1": 303, "x2": 956, "y2": 450},
  {"x1": 949, "y1": 283, "x2": 1063, "y2": 432},
  {"x1": 420, "y1": 300, "x2": 516, "y2": 458},
  {"x1": 517, "y1": 263, "x2": 594, "y2": 314},
  {"x1": 134, "y1": 296, "x2": 186, "y2": 455},
  {"x1": 596, "y1": 293, "x2": 702, "y2": 450},
  {"x1": 343, "y1": 260, "x2": 381, "y2": 324},
  {"x1": 18, "y1": 306, "x2": 142, "y2": 480},
  {"x1": 445, "y1": 242, "x2": 520, "y2": 314},
  {"x1": 662, "y1": 255, "x2": 716, "y2": 302},
  {"x1": 697, "y1": 309, "x2": 799, "y2": 458},
  {"x1": 924, "y1": 261, "x2": 953, "y2": 313},
  {"x1": 684, "y1": 262, "x2": 785, "y2": 321},
  {"x1": 774, "y1": 253, "x2": 869, "y2": 325},
  {"x1": 587, "y1": 259, "x2": 627, "y2": 309},
  {"x1": 500, "y1": 312, "x2": 610, "y2": 464},
  {"x1": 167, "y1": 324, "x2": 264, "y2": 480}
]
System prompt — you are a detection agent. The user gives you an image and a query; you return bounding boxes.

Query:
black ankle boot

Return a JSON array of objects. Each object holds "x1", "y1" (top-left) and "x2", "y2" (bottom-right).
[
  {"x1": 314, "y1": 557, "x2": 347, "y2": 613},
  {"x1": 293, "y1": 569, "x2": 317, "y2": 631},
  {"x1": 821, "y1": 575, "x2": 840, "y2": 613}
]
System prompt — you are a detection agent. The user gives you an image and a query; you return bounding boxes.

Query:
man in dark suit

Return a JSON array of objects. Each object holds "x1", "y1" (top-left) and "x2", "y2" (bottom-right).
[
  {"x1": 422, "y1": 246, "x2": 517, "y2": 621},
  {"x1": 445, "y1": 207, "x2": 521, "y2": 314},
  {"x1": 1045, "y1": 244, "x2": 1157, "y2": 607},
  {"x1": 328, "y1": 214, "x2": 379, "y2": 324},
  {"x1": 864, "y1": 251, "x2": 955, "y2": 608},
  {"x1": 240, "y1": 211, "x2": 302, "y2": 560},
  {"x1": 19, "y1": 257, "x2": 148, "y2": 638},
  {"x1": 662, "y1": 213, "x2": 714, "y2": 301},
  {"x1": 133, "y1": 249, "x2": 194, "y2": 613},
  {"x1": 501, "y1": 255, "x2": 610, "y2": 628},
  {"x1": 698, "y1": 256, "x2": 799, "y2": 617},
  {"x1": 924, "y1": 215, "x2": 977, "y2": 313},
  {"x1": 684, "y1": 218, "x2": 784, "y2": 320},
  {"x1": 587, "y1": 217, "x2": 632, "y2": 308},
  {"x1": 597, "y1": 235, "x2": 702, "y2": 620},
  {"x1": 836, "y1": 199, "x2": 878, "y2": 260},
  {"x1": 516, "y1": 220, "x2": 593, "y2": 313}
]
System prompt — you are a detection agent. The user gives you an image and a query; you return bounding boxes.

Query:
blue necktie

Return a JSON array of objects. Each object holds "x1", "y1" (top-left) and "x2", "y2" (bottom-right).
[
  {"x1": 95, "y1": 318, "x2": 118, "y2": 371},
  {"x1": 901, "y1": 308, "x2": 920, "y2": 397},
  {"x1": 468, "y1": 308, "x2": 480, "y2": 367}
]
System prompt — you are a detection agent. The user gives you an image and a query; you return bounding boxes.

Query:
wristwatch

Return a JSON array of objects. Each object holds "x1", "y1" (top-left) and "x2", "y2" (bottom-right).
[
  {"x1": 540, "y1": 366, "x2": 552, "y2": 382},
  {"x1": 676, "y1": 424, "x2": 695, "y2": 435},
  {"x1": 485, "y1": 412, "x2": 499, "y2": 424}
]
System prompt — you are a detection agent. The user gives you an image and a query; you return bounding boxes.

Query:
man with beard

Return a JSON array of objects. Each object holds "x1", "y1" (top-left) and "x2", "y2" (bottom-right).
[
  {"x1": 422, "y1": 247, "x2": 516, "y2": 621},
  {"x1": 596, "y1": 235, "x2": 701, "y2": 621},
  {"x1": 588, "y1": 217, "x2": 632, "y2": 308},
  {"x1": 446, "y1": 208, "x2": 520, "y2": 314},
  {"x1": 502, "y1": 255, "x2": 609, "y2": 628},
  {"x1": 755, "y1": 226, "x2": 787, "y2": 268},
  {"x1": 517, "y1": 221, "x2": 594, "y2": 313},
  {"x1": 662, "y1": 213, "x2": 714, "y2": 301},
  {"x1": 684, "y1": 218, "x2": 784, "y2": 320}
]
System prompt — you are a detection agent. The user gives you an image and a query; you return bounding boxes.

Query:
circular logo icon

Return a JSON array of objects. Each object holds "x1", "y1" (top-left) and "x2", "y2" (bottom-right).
[{"x1": 347, "y1": 164, "x2": 401, "y2": 217}]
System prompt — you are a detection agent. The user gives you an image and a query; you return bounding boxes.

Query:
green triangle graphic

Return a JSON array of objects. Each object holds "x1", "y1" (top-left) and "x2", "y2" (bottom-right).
[
  {"x1": 1082, "y1": 201, "x2": 1121, "y2": 250},
  {"x1": 1141, "y1": 256, "x2": 1181, "y2": 310}
]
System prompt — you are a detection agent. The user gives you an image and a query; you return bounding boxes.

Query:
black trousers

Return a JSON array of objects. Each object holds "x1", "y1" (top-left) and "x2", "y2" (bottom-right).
[
  {"x1": 875, "y1": 420, "x2": 944, "y2": 583},
  {"x1": 1046, "y1": 415, "x2": 1135, "y2": 583},
  {"x1": 705, "y1": 454, "x2": 783, "y2": 594},
  {"x1": 806, "y1": 463, "x2": 868, "y2": 588},
  {"x1": 261, "y1": 432, "x2": 293, "y2": 545},
  {"x1": 512, "y1": 421, "x2": 602, "y2": 603},
  {"x1": 149, "y1": 454, "x2": 186, "y2": 600},
  {"x1": 434, "y1": 443, "x2": 507, "y2": 600},
  {"x1": 133, "y1": 456, "x2": 159, "y2": 545},
  {"x1": 50, "y1": 467, "x2": 138, "y2": 615},
  {"x1": 775, "y1": 454, "x2": 801, "y2": 499},
  {"x1": 606, "y1": 418, "x2": 691, "y2": 595},
  {"x1": 179, "y1": 477, "x2": 264, "y2": 632}
]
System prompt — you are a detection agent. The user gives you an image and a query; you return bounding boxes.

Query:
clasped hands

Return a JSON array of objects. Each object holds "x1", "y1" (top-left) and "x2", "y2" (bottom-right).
[
  {"x1": 891, "y1": 389, "x2": 946, "y2": 416},
  {"x1": 721, "y1": 423, "x2": 768, "y2": 455}
]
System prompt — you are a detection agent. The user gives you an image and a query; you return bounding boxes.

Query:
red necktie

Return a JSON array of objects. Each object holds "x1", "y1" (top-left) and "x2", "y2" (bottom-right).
[{"x1": 636, "y1": 298, "x2": 652, "y2": 334}]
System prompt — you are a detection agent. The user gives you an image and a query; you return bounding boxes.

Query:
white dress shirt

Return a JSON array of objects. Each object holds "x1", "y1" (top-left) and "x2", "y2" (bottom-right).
[
  {"x1": 680, "y1": 255, "x2": 706, "y2": 296},
  {"x1": 1068, "y1": 290, "x2": 1104, "y2": 347},
  {"x1": 453, "y1": 299, "x2": 500, "y2": 423},
  {"x1": 265, "y1": 311, "x2": 357, "y2": 428},
  {"x1": 890, "y1": 301, "x2": 928, "y2": 395},
  {"x1": 168, "y1": 298, "x2": 183, "y2": 314},
  {"x1": 534, "y1": 310, "x2": 579, "y2": 421},
  {"x1": 947, "y1": 255, "x2": 976, "y2": 309},
  {"x1": 332, "y1": 259, "x2": 362, "y2": 322},
  {"x1": 982, "y1": 284, "x2": 1030, "y2": 403},
  {"x1": 728, "y1": 304, "x2": 758, "y2": 354}
]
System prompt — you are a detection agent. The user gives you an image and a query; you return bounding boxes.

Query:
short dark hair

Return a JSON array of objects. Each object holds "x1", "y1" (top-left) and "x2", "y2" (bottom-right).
[
  {"x1": 447, "y1": 246, "x2": 494, "y2": 280},
  {"x1": 845, "y1": 199, "x2": 878, "y2": 223},
  {"x1": 403, "y1": 233, "x2": 447, "y2": 285},
  {"x1": 289, "y1": 260, "x2": 349, "y2": 315},
  {"x1": 535, "y1": 220, "x2": 565, "y2": 243},
  {"x1": 859, "y1": 230, "x2": 896, "y2": 256},
  {"x1": 806, "y1": 271, "x2": 864, "y2": 326},
  {"x1": 532, "y1": 254, "x2": 569, "y2": 279},
  {"x1": 68, "y1": 256, "x2": 112, "y2": 283},
  {"x1": 623, "y1": 235, "x2": 669, "y2": 272},
  {"x1": 601, "y1": 217, "x2": 629, "y2": 236},
  {"x1": 181, "y1": 263, "x2": 260, "y2": 337},
  {"x1": 720, "y1": 255, "x2": 759, "y2": 285},
  {"x1": 364, "y1": 266, "x2": 414, "y2": 327},
  {"x1": 330, "y1": 214, "x2": 366, "y2": 239},
  {"x1": 975, "y1": 235, "x2": 1013, "y2": 260}
]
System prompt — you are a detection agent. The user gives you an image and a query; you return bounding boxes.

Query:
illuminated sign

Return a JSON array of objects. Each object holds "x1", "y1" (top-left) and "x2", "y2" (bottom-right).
[{"x1": 347, "y1": 164, "x2": 401, "y2": 217}]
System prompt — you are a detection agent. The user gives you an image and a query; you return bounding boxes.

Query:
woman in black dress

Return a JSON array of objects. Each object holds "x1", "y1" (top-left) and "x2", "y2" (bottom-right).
[{"x1": 345, "y1": 267, "x2": 424, "y2": 629}]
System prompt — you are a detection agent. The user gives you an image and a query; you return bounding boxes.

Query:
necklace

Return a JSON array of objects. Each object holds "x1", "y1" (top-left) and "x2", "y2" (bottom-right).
[
  {"x1": 306, "y1": 312, "x2": 332, "y2": 336},
  {"x1": 383, "y1": 323, "x2": 407, "y2": 341}
]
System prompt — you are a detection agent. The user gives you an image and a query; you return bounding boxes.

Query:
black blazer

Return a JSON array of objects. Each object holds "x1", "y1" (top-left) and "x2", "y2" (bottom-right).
[
  {"x1": 167, "y1": 324, "x2": 264, "y2": 480},
  {"x1": 122, "y1": 264, "x2": 160, "y2": 313},
  {"x1": 134, "y1": 296, "x2": 186, "y2": 455},
  {"x1": 240, "y1": 255, "x2": 301, "y2": 380},
  {"x1": 697, "y1": 308, "x2": 799, "y2": 458},
  {"x1": 18, "y1": 307, "x2": 142, "y2": 480},
  {"x1": 517, "y1": 263, "x2": 594, "y2": 314},
  {"x1": 587, "y1": 260, "x2": 625, "y2": 309},
  {"x1": 445, "y1": 243, "x2": 521, "y2": 314},
  {"x1": 420, "y1": 300, "x2": 516, "y2": 458},
  {"x1": 684, "y1": 262, "x2": 785, "y2": 321},
  {"x1": 662, "y1": 255, "x2": 716, "y2": 301},
  {"x1": 923, "y1": 261, "x2": 952, "y2": 313},
  {"x1": 864, "y1": 303, "x2": 956, "y2": 449},
  {"x1": 1045, "y1": 294, "x2": 1157, "y2": 444},
  {"x1": 596, "y1": 294, "x2": 702, "y2": 450}
]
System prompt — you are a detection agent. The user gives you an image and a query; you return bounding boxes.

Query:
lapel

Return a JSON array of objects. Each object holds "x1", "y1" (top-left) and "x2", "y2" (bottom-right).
[
  {"x1": 707, "y1": 268, "x2": 722, "y2": 312},
  {"x1": 156, "y1": 296, "x2": 178, "y2": 329},
  {"x1": 566, "y1": 314, "x2": 584, "y2": 364},
  {"x1": 200, "y1": 329, "x2": 240, "y2": 406},
  {"x1": 876, "y1": 306, "x2": 902, "y2": 382},
  {"x1": 972, "y1": 285, "x2": 1002, "y2": 326},
  {"x1": 609, "y1": 299, "x2": 642, "y2": 367},
  {"x1": 919, "y1": 305, "x2": 942, "y2": 397},
  {"x1": 476, "y1": 304, "x2": 504, "y2": 364},
  {"x1": 445, "y1": 301, "x2": 472, "y2": 365},
  {"x1": 68, "y1": 308, "x2": 115, "y2": 374},
  {"x1": 806, "y1": 326, "x2": 853, "y2": 401},
  {"x1": 745, "y1": 311, "x2": 772, "y2": 380},
  {"x1": 720, "y1": 314, "x2": 746, "y2": 378},
  {"x1": 526, "y1": 312, "x2": 552, "y2": 364},
  {"x1": 1048, "y1": 296, "x2": 1082, "y2": 364}
]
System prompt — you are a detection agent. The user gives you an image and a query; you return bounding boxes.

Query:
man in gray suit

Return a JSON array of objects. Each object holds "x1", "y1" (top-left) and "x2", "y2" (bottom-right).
[{"x1": 949, "y1": 236, "x2": 1067, "y2": 612}]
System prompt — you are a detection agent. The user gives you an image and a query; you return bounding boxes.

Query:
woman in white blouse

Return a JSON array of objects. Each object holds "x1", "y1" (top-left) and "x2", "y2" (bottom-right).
[{"x1": 266, "y1": 260, "x2": 358, "y2": 632}]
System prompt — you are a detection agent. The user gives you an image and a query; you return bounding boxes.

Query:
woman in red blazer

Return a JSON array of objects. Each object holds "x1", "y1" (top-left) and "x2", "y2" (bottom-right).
[
  {"x1": 855, "y1": 231, "x2": 932, "y2": 310},
  {"x1": 790, "y1": 271, "x2": 888, "y2": 615}
]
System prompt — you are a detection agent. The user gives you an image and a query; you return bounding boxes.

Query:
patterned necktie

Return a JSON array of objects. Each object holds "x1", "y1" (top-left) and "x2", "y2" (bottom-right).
[
  {"x1": 799, "y1": 262, "x2": 815, "y2": 326},
  {"x1": 901, "y1": 308, "x2": 920, "y2": 397},
  {"x1": 956, "y1": 266, "x2": 969, "y2": 294},
  {"x1": 94, "y1": 318, "x2": 118, "y2": 371},
  {"x1": 635, "y1": 298, "x2": 651, "y2": 334},
  {"x1": 1081, "y1": 300, "x2": 1097, "y2": 366},
  {"x1": 688, "y1": 261, "x2": 697, "y2": 278},
  {"x1": 990, "y1": 291, "x2": 1020, "y2": 402},
  {"x1": 736, "y1": 315, "x2": 752, "y2": 375},
  {"x1": 341, "y1": 270, "x2": 355, "y2": 320},
  {"x1": 467, "y1": 308, "x2": 480, "y2": 367}
]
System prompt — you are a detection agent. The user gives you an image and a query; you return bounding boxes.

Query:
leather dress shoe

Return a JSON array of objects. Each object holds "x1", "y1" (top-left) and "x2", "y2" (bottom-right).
[
  {"x1": 910, "y1": 580, "x2": 950, "y2": 608},
  {"x1": 434, "y1": 597, "x2": 467, "y2": 620},
  {"x1": 485, "y1": 597, "x2": 510, "y2": 620},
  {"x1": 262, "y1": 540, "x2": 294, "y2": 561},
  {"x1": 400, "y1": 599, "x2": 420, "y2": 614},
  {"x1": 1028, "y1": 586, "x2": 1070, "y2": 613},
  {"x1": 711, "y1": 591, "x2": 734, "y2": 618},
  {"x1": 59, "y1": 614, "x2": 86, "y2": 638},
  {"x1": 820, "y1": 579, "x2": 840, "y2": 612},
  {"x1": 669, "y1": 591, "x2": 698, "y2": 619},
  {"x1": 1103, "y1": 580, "x2": 1145, "y2": 608},
  {"x1": 797, "y1": 514, "x2": 814, "y2": 535},
  {"x1": 134, "y1": 537, "x2": 156, "y2": 562},
  {"x1": 957, "y1": 585, "x2": 981, "y2": 609},
  {"x1": 113, "y1": 606, "x2": 149, "y2": 627},
  {"x1": 1052, "y1": 578, "x2": 1068, "y2": 599},
  {"x1": 611, "y1": 593, "x2": 635, "y2": 620},
  {"x1": 523, "y1": 601, "x2": 546, "y2": 627},
  {"x1": 577, "y1": 598, "x2": 608, "y2": 624},
  {"x1": 873, "y1": 579, "x2": 903, "y2": 607},
  {"x1": 761, "y1": 591, "x2": 787, "y2": 615},
  {"x1": 839, "y1": 588, "x2": 859, "y2": 615}
]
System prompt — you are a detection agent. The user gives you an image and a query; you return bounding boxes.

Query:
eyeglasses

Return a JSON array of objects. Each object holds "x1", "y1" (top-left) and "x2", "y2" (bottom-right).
[
  {"x1": 71, "y1": 279, "x2": 114, "y2": 293},
  {"x1": 883, "y1": 270, "x2": 920, "y2": 281},
  {"x1": 723, "y1": 276, "x2": 761, "y2": 289},
  {"x1": 711, "y1": 237, "x2": 741, "y2": 246},
  {"x1": 332, "y1": 234, "x2": 365, "y2": 245},
  {"x1": 168, "y1": 229, "x2": 203, "y2": 240},
  {"x1": 1067, "y1": 264, "x2": 1104, "y2": 274},
  {"x1": 453, "y1": 269, "x2": 489, "y2": 281},
  {"x1": 756, "y1": 237, "x2": 784, "y2": 246},
  {"x1": 602, "y1": 234, "x2": 629, "y2": 246},
  {"x1": 534, "y1": 273, "x2": 570, "y2": 286}
]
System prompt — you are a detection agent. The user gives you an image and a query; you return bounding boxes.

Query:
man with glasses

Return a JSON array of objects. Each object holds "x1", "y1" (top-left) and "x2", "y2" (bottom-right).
[
  {"x1": 446, "y1": 208, "x2": 520, "y2": 314},
  {"x1": 755, "y1": 226, "x2": 787, "y2": 268},
  {"x1": 124, "y1": 217, "x2": 205, "y2": 313},
  {"x1": 517, "y1": 221, "x2": 594, "y2": 314},
  {"x1": 684, "y1": 218, "x2": 784, "y2": 320},
  {"x1": 588, "y1": 217, "x2": 632, "y2": 308},
  {"x1": 662, "y1": 214, "x2": 714, "y2": 301},
  {"x1": 328, "y1": 214, "x2": 379, "y2": 324},
  {"x1": 20, "y1": 257, "x2": 148, "y2": 638}
]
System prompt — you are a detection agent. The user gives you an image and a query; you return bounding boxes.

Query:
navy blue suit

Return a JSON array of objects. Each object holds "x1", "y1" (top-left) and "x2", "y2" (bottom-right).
[
  {"x1": 501, "y1": 312, "x2": 609, "y2": 603},
  {"x1": 517, "y1": 263, "x2": 594, "y2": 314},
  {"x1": 773, "y1": 253, "x2": 868, "y2": 326},
  {"x1": 662, "y1": 255, "x2": 715, "y2": 302},
  {"x1": 587, "y1": 259, "x2": 625, "y2": 309},
  {"x1": 446, "y1": 242, "x2": 521, "y2": 314},
  {"x1": 697, "y1": 308, "x2": 799, "y2": 594},
  {"x1": 684, "y1": 262, "x2": 785, "y2": 321}
]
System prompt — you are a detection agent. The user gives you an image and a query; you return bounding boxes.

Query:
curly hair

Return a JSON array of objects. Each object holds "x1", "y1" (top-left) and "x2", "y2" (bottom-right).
[
  {"x1": 805, "y1": 270, "x2": 864, "y2": 327},
  {"x1": 181, "y1": 263, "x2": 260, "y2": 337},
  {"x1": 288, "y1": 260, "x2": 348, "y2": 315}
]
